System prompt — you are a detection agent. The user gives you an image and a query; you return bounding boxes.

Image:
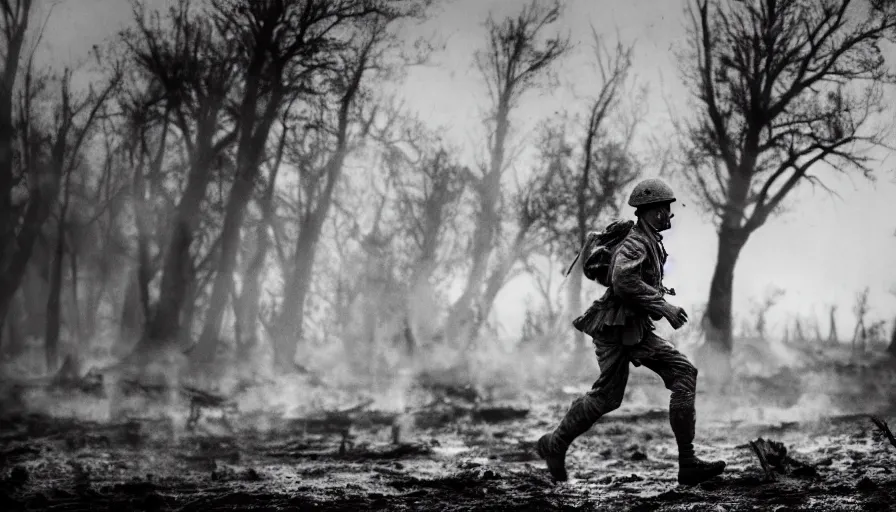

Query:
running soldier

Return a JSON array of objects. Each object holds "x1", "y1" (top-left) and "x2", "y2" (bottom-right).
[{"x1": 536, "y1": 178, "x2": 727, "y2": 486}]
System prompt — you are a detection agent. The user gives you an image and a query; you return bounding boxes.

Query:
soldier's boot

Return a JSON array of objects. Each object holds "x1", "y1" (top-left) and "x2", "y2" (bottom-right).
[
  {"x1": 670, "y1": 408, "x2": 726, "y2": 486},
  {"x1": 536, "y1": 396, "x2": 601, "y2": 482}
]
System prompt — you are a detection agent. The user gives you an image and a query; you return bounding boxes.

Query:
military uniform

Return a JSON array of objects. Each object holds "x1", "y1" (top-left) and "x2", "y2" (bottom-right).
[{"x1": 536, "y1": 179, "x2": 725, "y2": 485}]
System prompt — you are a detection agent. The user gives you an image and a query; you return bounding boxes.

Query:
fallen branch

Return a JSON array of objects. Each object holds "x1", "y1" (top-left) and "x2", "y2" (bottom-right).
[
  {"x1": 749, "y1": 439, "x2": 778, "y2": 482},
  {"x1": 869, "y1": 416, "x2": 896, "y2": 449},
  {"x1": 180, "y1": 385, "x2": 238, "y2": 431},
  {"x1": 748, "y1": 438, "x2": 817, "y2": 481},
  {"x1": 472, "y1": 406, "x2": 529, "y2": 424}
]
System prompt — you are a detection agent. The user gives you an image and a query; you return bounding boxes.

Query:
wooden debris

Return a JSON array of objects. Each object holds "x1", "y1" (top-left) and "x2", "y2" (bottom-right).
[
  {"x1": 181, "y1": 385, "x2": 238, "y2": 431},
  {"x1": 748, "y1": 437, "x2": 817, "y2": 482},
  {"x1": 749, "y1": 438, "x2": 779, "y2": 482},
  {"x1": 119, "y1": 379, "x2": 168, "y2": 396},
  {"x1": 48, "y1": 357, "x2": 104, "y2": 395},
  {"x1": 869, "y1": 415, "x2": 896, "y2": 449},
  {"x1": 471, "y1": 406, "x2": 529, "y2": 424}
]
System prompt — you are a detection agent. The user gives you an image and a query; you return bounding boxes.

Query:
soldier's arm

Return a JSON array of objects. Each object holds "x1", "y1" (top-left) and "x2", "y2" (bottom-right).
[{"x1": 610, "y1": 238, "x2": 672, "y2": 318}]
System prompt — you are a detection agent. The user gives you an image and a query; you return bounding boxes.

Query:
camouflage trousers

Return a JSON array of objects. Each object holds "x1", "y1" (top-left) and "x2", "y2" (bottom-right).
[{"x1": 543, "y1": 326, "x2": 699, "y2": 458}]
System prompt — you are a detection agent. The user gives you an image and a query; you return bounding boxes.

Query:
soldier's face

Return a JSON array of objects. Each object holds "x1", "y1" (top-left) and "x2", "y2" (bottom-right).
[{"x1": 653, "y1": 203, "x2": 674, "y2": 231}]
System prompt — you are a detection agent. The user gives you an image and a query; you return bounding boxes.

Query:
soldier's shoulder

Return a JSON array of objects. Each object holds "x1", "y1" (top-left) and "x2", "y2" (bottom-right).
[{"x1": 616, "y1": 232, "x2": 649, "y2": 256}]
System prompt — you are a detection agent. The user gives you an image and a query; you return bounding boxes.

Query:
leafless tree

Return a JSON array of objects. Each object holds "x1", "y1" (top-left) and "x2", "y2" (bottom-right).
[
  {"x1": 386, "y1": 125, "x2": 470, "y2": 355},
  {"x1": 0, "y1": 0, "x2": 119, "y2": 367},
  {"x1": 793, "y1": 317, "x2": 807, "y2": 344},
  {"x1": 750, "y1": 287, "x2": 784, "y2": 340},
  {"x1": 678, "y1": 0, "x2": 896, "y2": 380},
  {"x1": 0, "y1": 0, "x2": 37, "y2": 347},
  {"x1": 193, "y1": 0, "x2": 428, "y2": 364},
  {"x1": 852, "y1": 287, "x2": 870, "y2": 355},
  {"x1": 261, "y1": 3, "x2": 428, "y2": 372},
  {"x1": 523, "y1": 32, "x2": 644, "y2": 351},
  {"x1": 443, "y1": 0, "x2": 569, "y2": 345},
  {"x1": 43, "y1": 67, "x2": 120, "y2": 372},
  {"x1": 518, "y1": 255, "x2": 566, "y2": 351},
  {"x1": 811, "y1": 313, "x2": 824, "y2": 344},
  {"x1": 122, "y1": 0, "x2": 240, "y2": 356},
  {"x1": 229, "y1": 114, "x2": 289, "y2": 362},
  {"x1": 828, "y1": 304, "x2": 839, "y2": 345}
]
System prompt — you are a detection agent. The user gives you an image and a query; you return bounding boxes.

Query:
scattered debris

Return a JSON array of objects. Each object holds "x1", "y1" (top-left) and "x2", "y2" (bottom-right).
[
  {"x1": 182, "y1": 385, "x2": 238, "y2": 431},
  {"x1": 869, "y1": 416, "x2": 896, "y2": 450},
  {"x1": 1, "y1": 375, "x2": 894, "y2": 510},
  {"x1": 471, "y1": 406, "x2": 529, "y2": 424},
  {"x1": 417, "y1": 372, "x2": 480, "y2": 405},
  {"x1": 748, "y1": 438, "x2": 818, "y2": 482}
]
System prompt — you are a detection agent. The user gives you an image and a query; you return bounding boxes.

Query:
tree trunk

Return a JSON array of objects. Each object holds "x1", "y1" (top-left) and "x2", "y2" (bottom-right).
[
  {"x1": 191, "y1": 173, "x2": 253, "y2": 362},
  {"x1": 45, "y1": 174, "x2": 72, "y2": 373},
  {"x1": 234, "y1": 139, "x2": 284, "y2": 359},
  {"x1": 136, "y1": 104, "x2": 231, "y2": 355},
  {"x1": 828, "y1": 306, "x2": 838, "y2": 345},
  {"x1": 2, "y1": 294, "x2": 26, "y2": 357},
  {"x1": 233, "y1": 224, "x2": 270, "y2": 358},
  {"x1": 45, "y1": 224, "x2": 64, "y2": 374},
  {"x1": 444, "y1": 96, "x2": 510, "y2": 345},
  {"x1": 269, "y1": 85, "x2": 356, "y2": 372},
  {"x1": 405, "y1": 262, "x2": 435, "y2": 357},
  {"x1": 272, "y1": 220, "x2": 321, "y2": 370},
  {"x1": 67, "y1": 237, "x2": 81, "y2": 344},
  {"x1": 0, "y1": 1, "x2": 31, "y2": 343},
  {"x1": 887, "y1": 316, "x2": 896, "y2": 356},
  {"x1": 117, "y1": 270, "x2": 145, "y2": 355},
  {"x1": 193, "y1": 107, "x2": 280, "y2": 363},
  {"x1": 140, "y1": 144, "x2": 216, "y2": 351},
  {"x1": 145, "y1": 221, "x2": 197, "y2": 347},
  {"x1": 445, "y1": 172, "x2": 500, "y2": 344},
  {"x1": 696, "y1": 226, "x2": 747, "y2": 385},
  {"x1": 473, "y1": 226, "x2": 530, "y2": 344}
]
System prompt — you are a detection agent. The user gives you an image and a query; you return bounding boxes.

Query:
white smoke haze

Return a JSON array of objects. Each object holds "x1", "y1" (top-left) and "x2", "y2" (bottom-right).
[{"x1": 0, "y1": 1, "x2": 893, "y2": 459}]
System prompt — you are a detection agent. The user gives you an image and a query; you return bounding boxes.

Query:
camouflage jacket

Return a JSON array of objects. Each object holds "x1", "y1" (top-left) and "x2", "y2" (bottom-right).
[{"x1": 572, "y1": 218, "x2": 672, "y2": 345}]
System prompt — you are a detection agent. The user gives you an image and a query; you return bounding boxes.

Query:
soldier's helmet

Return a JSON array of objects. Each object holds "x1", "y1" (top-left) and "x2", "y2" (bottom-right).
[{"x1": 627, "y1": 178, "x2": 677, "y2": 207}]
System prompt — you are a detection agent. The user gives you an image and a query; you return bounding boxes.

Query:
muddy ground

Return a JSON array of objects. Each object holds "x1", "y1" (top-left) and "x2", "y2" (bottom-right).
[{"x1": 1, "y1": 359, "x2": 896, "y2": 511}]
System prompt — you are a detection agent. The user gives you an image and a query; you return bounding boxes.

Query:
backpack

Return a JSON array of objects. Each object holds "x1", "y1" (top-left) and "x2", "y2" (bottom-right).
[{"x1": 564, "y1": 219, "x2": 634, "y2": 287}]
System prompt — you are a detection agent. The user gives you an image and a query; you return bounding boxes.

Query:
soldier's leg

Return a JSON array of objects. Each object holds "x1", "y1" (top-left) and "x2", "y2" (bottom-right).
[
  {"x1": 633, "y1": 333, "x2": 726, "y2": 486},
  {"x1": 537, "y1": 327, "x2": 629, "y2": 481}
]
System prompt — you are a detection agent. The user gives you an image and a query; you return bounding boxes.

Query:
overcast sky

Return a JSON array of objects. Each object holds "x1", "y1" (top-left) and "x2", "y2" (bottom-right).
[{"x1": 36, "y1": 0, "x2": 896, "y2": 341}]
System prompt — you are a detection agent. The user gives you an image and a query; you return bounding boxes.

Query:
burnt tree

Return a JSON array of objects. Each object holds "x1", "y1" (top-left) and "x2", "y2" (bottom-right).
[
  {"x1": 0, "y1": 0, "x2": 36, "y2": 345},
  {"x1": 679, "y1": 0, "x2": 896, "y2": 381},
  {"x1": 444, "y1": 0, "x2": 569, "y2": 344},
  {"x1": 123, "y1": 1, "x2": 239, "y2": 354},
  {"x1": 267, "y1": 3, "x2": 427, "y2": 372}
]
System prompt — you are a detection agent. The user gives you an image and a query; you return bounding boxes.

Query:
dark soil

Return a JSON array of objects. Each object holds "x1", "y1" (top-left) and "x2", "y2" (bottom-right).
[{"x1": 1, "y1": 362, "x2": 895, "y2": 511}]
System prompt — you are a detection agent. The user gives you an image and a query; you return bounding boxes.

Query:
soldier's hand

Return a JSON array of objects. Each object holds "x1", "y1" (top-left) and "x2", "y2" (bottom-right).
[{"x1": 666, "y1": 305, "x2": 688, "y2": 330}]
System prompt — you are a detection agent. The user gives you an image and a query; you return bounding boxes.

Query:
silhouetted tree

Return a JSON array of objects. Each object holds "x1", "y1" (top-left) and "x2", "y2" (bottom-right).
[
  {"x1": 263, "y1": 2, "x2": 429, "y2": 372},
  {"x1": 678, "y1": 0, "x2": 896, "y2": 381},
  {"x1": 43, "y1": 67, "x2": 120, "y2": 372},
  {"x1": 123, "y1": 0, "x2": 240, "y2": 355},
  {"x1": 751, "y1": 287, "x2": 784, "y2": 340},
  {"x1": 444, "y1": 0, "x2": 569, "y2": 345}
]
